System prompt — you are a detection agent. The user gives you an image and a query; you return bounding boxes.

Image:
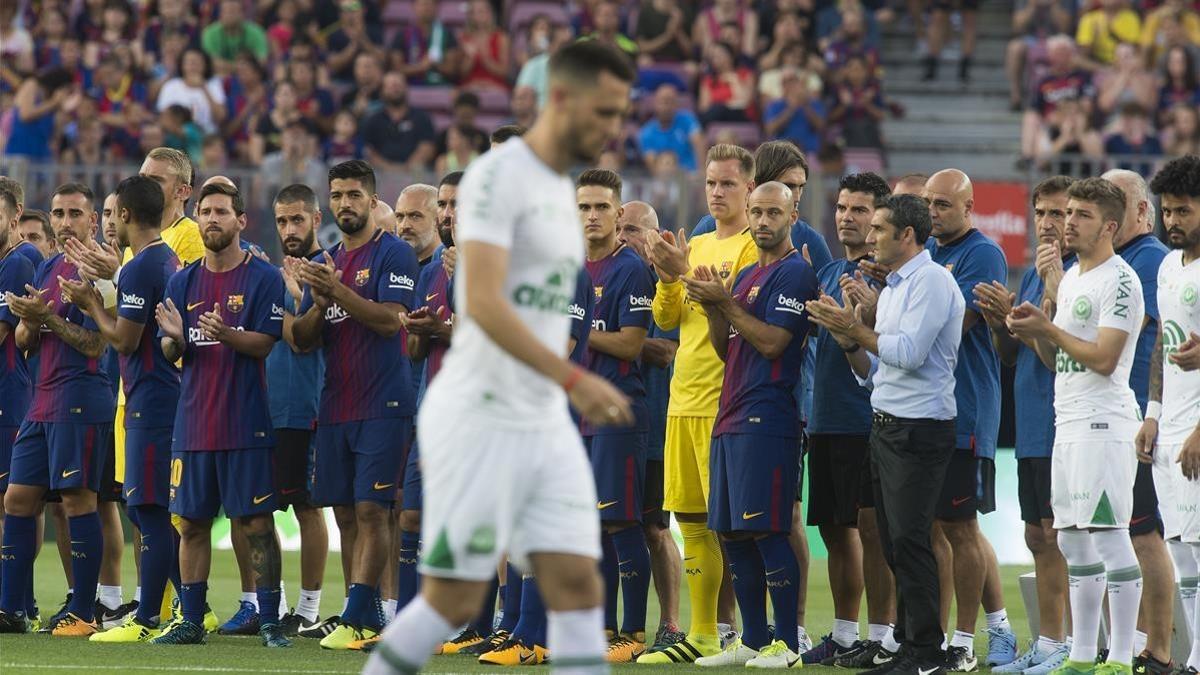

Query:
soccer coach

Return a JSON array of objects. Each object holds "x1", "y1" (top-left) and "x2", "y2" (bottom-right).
[{"x1": 806, "y1": 193, "x2": 964, "y2": 675}]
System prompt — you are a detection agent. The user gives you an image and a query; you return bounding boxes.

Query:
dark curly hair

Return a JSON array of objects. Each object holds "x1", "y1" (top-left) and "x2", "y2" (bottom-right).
[
  {"x1": 1149, "y1": 155, "x2": 1200, "y2": 198},
  {"x1": 838, "y1": 172, "x2": 891, "y2": 207}
]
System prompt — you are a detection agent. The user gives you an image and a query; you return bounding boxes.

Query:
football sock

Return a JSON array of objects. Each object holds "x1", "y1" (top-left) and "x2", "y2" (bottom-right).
[
  {"x1": 985, "y1": 608, "x2": 1011, "y2": 631},
  {"x1": 547, "y1": 607, "x2": 608, "y2": 674},
  {"x1": 833, "y1": 619, "x2": 859, "y2": 648},
  {"x1": 678, "y1": 519, "x2": 723, "y2": 641},
  {"x1": 1169, "y1": 539, "x2": 1198, "y2": 634},
  {"x1": 498, "y1": 564, "x2": 522, "y2": 632},
  {"x1": 950, "y1": 630, "x2": 975, "y2": 654},
  {"x1": 66, "y1": 513, "x2": 102, "y2": 621},
  {"x1": 1037, "y1": 635, "x2": 1065, "y2": 655},
  {"x1": 382, "y1": 599, "x2": 397, "y2": 620},
  {"x1": 1190, "y1": 543, "x2": 1200, "y2": 668},
  {"x1": 725, "y1": 537, "x2": 769, "y2": 650},
  {"x1": 513, "y1": 576, "x2": 546, "y2": 646},
  {"x1": 756, "y1": 533, "x2": 800, "y2": 651},
  {"x1": 1058, "y1": 529, "x2": 1105, "y2": 664},
  {"x1": 600, "y1": 533, "x2": 619, "y2": 632},
  {"x1": 469, "y1": 576, "x2": 498, "y2": 636},
  {"x1": 867, "y1": 623, "x2": 890, "y2": 642},
  {"x1": 362, "y1": 595, "x2": 450, "y2": 675},
  {"x1": 180, "y1": 581, "x2": 208, "y2": 625},
  {"x1": 344, "y1": 583, "x2": 374, "y2": 628},
  {"x1": 1092, "y1": 528, "x2": 1141, "y2": 666},
  {"x1": 97, "y1": 584, "x2": 122, "y2": 611},
  {"x1": 0, "y1": 515, "x2": 35, "y2": 614},
  {"x1": 1131, "y1": 630, "x2": 1148, "y2": 661},
  {"x1": 132, "y1": 505, "x2": 172, "y2": 625},
  {"x1": 612, "y1": 525, "x2": 651, "y2": 636},
  {"x1": 397, "y1": 530, "x2": 420, "y2": 611},
  {"x1": 241, "y1": 591, "x2": 258, "y2": 609},
  {"x1": 257, "y1": 587, "x2": 282, "y2": 625},
  {"x1": 297, "y1": 588, "x2": 321, "y2": 623}
]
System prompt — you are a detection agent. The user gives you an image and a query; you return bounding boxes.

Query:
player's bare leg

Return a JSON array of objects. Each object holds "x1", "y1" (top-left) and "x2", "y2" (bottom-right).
[
  {"x1": 97, "y1": 500, "x2": 124, "y2": 618},
  {"x1": 241, "y1": 513, "x2": 287, "y2": 642},
  {"x1": 334, "y1": 505, "x2": 357, "y2": 596},
  {"x1": 643, "y1": 519, "x2": 681, "y2": 635},
  {"x1": 1133, "y1": 530, "x2": 1173, "y2": 663},
  {"x1": 1027, "y1": 519, "x2": 1068, "y2": 642},
  {"x1": 295, "y1": 503, "x2": 328, "y2": 602},
  {"x1": 932, "y1": 522, "x2": 954, "y2": 632},
  {"x1": 941, "y1": 517, "x2": 987, "y2": 660},
  {"x1": 822, "y1": 523, "x2": 864, "y2": 625},
  {"x1": 50, "y1": 503, "x2": 73, "y2": 587},
  {"x1": 382, "y1": 510, "x2": 399, "y2": 617},
  {"x1": 221, "y1": 516, "x2": 261, "y2": 634},
  {"x1": 718, "y1": 555, "x2": 737, "y2": 632},
  {"x1": 789, "y1": 500, "x2": 810, "y2": 643}
]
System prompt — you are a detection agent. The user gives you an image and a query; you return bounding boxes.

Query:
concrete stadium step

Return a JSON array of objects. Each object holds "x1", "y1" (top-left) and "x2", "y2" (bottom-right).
[
  {"x1": 883, "y1": 64, "x2": 1012, "y2": 87},
  {"x1": 882, "y1": 78, "x2": 1013, "y2": 96},
  {"x1": 884, "y1": 152, "x2": 1025, "y2": 180},
  {"x1": 896, "y1": 95, "x2": 1022, "y2": 118},
  {"x1": 885, "y1": 120, "x2": 1019, "y2": 144}
]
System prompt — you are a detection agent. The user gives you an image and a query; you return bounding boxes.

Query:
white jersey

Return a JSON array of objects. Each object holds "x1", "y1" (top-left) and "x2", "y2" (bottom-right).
[
  {"x1": 425, "y1": 138, "x2": 583, "y2": 429},
  {"x1": 1158, "y1": 249, "x2": 1200, "y2": 444},
  {"x1": 1053, "y1": 254, "x2": 1145, "y2": 441}
]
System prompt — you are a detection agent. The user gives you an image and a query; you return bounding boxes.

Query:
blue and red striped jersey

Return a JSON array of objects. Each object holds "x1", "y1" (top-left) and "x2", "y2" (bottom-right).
[
  {"x1": 0, "y1": 246, "x2": 35, "y2": 427},
  {"x1": 27, "y1": 253, "x2": 113, "y2": 423},
  {"x1": 117, "y1": 240, "x2": 181, "y2": 428},
  {"x1": 413, "y1": 260, "x2": 454, "y2": 383},
  {"x1": 713, "y1": 251, "x2": 818, "y2": 439},
  {"x1": 300, "y1": 230, "x2": 419, "y2": 423},
  {"x1": 581, "y1": 245, "x2": 655, "y2": 436},
  {"x1": 164, "y1": 253, "x2": 284, "y2": 451}
]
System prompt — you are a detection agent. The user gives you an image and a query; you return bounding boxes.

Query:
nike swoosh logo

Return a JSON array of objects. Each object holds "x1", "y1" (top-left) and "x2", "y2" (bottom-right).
[
  {"x1": 874, "y1": 653, "x2": 895, "y2": 665},
  {"x1": 597, "y1": 500, "x2": 618, "y2": 509},
  {"x1": 520, "y1": 650, "x2": 538, "y2": 664},
  {"x1": 918, "y1": 668, "x2": 939, "y2": 675},
  {"x1": 126, "y1": 487, "x2": 137, "y2": 497},
  {"x1": 951, "y1": 496, "x2": 970, "y2": 507},
  {"x1": 187, "y1": 301, "x2": 204, "y2": 311},
  {"x1": 61, "y1": 469, "x2": 80, "y2": 478},
  {"x1": 426, "y1": 293, "x2": 438, "y2": 301},
  {"x1": 252, "y1": 493, "x2": 273, "y2": 505},
  {"x1": 765, "y1": 567, "x2": 784, "y2": 575},
  {"x1": 742, "y1": 511, "x2": 764, "y2": 520},
  {"x1": 1130, "y1": 515, "x2": 1151, "y2": 525},
  {"x1": 373, "y1": 482, "x2": 394, "y2": 490},
  {"x1": 0, "y1": 472, "x2": 8, "y2": 480}
]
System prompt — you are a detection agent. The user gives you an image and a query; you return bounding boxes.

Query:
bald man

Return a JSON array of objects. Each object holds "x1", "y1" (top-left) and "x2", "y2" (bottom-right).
[
  {"x1": 618, "y1": 201, "x2": 684, "y2": 649},
  {"x1": 369, "y1": 200, "x2": 396, "y2": 236},
  {"x1": 923, "y1": 169, "x2": 1015, "y2": 671},
  {"x1": 893, "y1": 174, "x2": 929, "y2": 197},
  {"x1": 685, "y1": 182, "x2": 819, "y2": 666},
  {"x1": 394, "y1": 184, "x2": 440, "y2": 266},
  {"x1": 1101, "y1": 169, "x2": 1173, "y2": 672}
]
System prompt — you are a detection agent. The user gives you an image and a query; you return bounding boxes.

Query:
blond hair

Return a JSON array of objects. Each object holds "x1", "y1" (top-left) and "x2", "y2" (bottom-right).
[
  {"x1": 147, "y1": 147, "x2": 194, "y2": 186},
  {"x1": 705, "y1": 144, "x2": 755, "y2": 180}
]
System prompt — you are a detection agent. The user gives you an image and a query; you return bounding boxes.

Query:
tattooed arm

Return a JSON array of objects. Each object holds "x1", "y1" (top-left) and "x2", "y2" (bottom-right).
[{"x1": 44, "y1": 315, "x2": 107, "y2": 358}]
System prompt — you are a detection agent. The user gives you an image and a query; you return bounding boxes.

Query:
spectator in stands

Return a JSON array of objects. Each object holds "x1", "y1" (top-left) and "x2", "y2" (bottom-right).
[
  {"x1": 1005, "y1": 0, "x2": 1073, "y2": 110},
  {"x1": 60, "y1": 116, "x2": 105, "y2": 164},
  {"x1": 1140, "y1": 0, "x2": 1200, "y2": 67},
  {"x1": 1158, "y1": 45, "x2": 1200, "y2": 122},
  {"x1": 1105, "y1": 102, "x2": 1164, "y2": 173},
  {"x1": 923, "y1": 0, "x2": 978, "y2": 82},
  {"x1": 286, "y1": 58, "x2": 335, "y2": 134},
  {"x1": 508, "y1": 84, "x2": 538, "y2": 128},
  {"x1": 84, "y1": 0, "x2": 135, "y2": 66},
  {"x1": 341, "y1": 52, "x2": 384, "y2": 119},
  {"x1": 759, "y1": 39, "x2": 825, "y2": 104},
  {"x1": 160, "y1": 103, "x2": 204, "y2": 160},
  {"x1": 138, "y1": 122, "x2": 165, "y2": 157},
  {"x1": 361, "y1": 71, "x2": 435, "y2": 171},
  {"x1": 436, "y1": 91, "x2": 488, "y2": 157},
  {"x1": 760, "y1": 12, "x2": 819, "y2": 72},
  {"x1": 828, "y1": 54, "x2": 885, "y2": 149},
  {"x1": 1162, "y1": 101, "x2": 1200, "y2": 154},
  {"x1": 32, "y1": 9, "x2": 69, "y2": 70},
  {"x1": 698, "y1": 41, "x2": 754, "y2": 123},
  {"x1": 221, "y1": 52, "x2": 267, "y2": 156},
  {"x1": 1036, "y1": 97, "x2": 1103, "y2": 174},
  {"x1": 266, "y1": 0, "x2": 317, "y2": 60},
  {"x1": 107, "y1": 100, "x2": 152, "y2": 159},
  {"x1": 262, "y1": 118, "x2": 327, "y2": 195},
  {"x1": 635, "y1": 0, "x2": 692, "y2": 64},
  {"x1": 251, "y1": 80, "x2": 301, "y2": 165},
  {"x1": 693, "y1": 0, "x2": 758, "y2": 61},
  {"x1": 389, "y1": 0, "x2": 459, "y2": 86},
  {"x1": 323, "y1": 109, "x2": 364, "y2": 165},
  {"x1": 5, "y1": 66, "x2": 78, "y2": 160},
  {"x1": 764, "y1": 70, "x2": 827, "y2": 154},
  {"x1": 645, "y1": 150, "x2": 683, "y2": 225},
  {"x1": 147, "y1": 30, "x2": 190, "y2": 86},
  {"x1": 515, "y1": 14, "x2": 554, "y2": 71},
  {"x1": 583, "y1": 0, "x2": 639, "y2": 59},
  {"x1": 326, "y1": 0, "x2": 386, "y2": 84},
  {"x1": 141, "y1": 0, "x2": 198, "y2": 71},
  {"x1": 1076, "y1": 0, "x2": 1142, "y2": 67},
  {"x1": 201, "y1": 0, "x2": 269, "y2": 70},
  {"x1": 1096, "y1": 42, "x2": 1158, "y2": 122},
  {"x1": 816, "y1": 0, "x2": 881, "y2": 53},
  {"x1": 0, "y1": 1, "x2": 34, "y2": 86},
  {"x1": 1019, "y1": 35, "x2": 1096, "y2": 167},
  {"x1": 458, "y1": 0, "x2": 510, "y2": 91},
  {"x1": 156, "y1": 46, "x2": 227, "y2": 134},
  {"x1": 516, "y1": 23, "x2": 574, "y2": 108},
  {"x1": 435, "y1": 125, "x2": 481, "y2": 175},
  {"x1": 823, "y1": 10, "x2": 880, "y2": 82},
  {"x1": 90, "y1": 53, "x2": 149, "y2": 131},
  {"x1": 639, "y1": 83, "x2": 706, "y2": 173},
  {"x1": 201, "y1": 133, "x2": 228, "y2": 171}
]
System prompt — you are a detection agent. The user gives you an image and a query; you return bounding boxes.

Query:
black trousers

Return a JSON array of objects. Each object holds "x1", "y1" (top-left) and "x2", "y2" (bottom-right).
[{"x1": 868, "y1": 413, "x2": 956, "y2": 659}]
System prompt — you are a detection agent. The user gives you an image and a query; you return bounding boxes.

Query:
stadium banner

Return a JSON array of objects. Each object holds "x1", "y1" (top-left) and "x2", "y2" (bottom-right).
[
  {"x1": 972, "y1": 181, "x2": 1030, "y2": 267},
  {"x1": 213, "y1": 450, "x2": 1033, "y2": 565}
]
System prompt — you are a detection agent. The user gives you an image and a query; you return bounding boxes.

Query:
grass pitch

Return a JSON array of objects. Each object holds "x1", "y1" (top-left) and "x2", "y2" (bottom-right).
[{"x1": 0, "y1": 547, "x2": 1034, "y2": 674}]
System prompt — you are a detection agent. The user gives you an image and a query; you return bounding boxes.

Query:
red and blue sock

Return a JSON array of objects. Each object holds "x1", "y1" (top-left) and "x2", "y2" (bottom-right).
[
  {"x1": 757, "y1": 533, "x2": 800, "y2": 651},
  {"x1": 611, "y1": 525, "x2": 651, "y2": 635},
  {"x1": 344, "y1": 583, "x2": 374, "y2": 628},
  {"x1": 131, "y1": 505, "x2": 173, "y2": 626},
  {"x1": 180, "y1": 581, "x2": 208, "y2": 625},
  {"x1": 66, "y1": 513, "x2": 102, "y2": 622},
  {"x1": 512, "y1": 576, "x2": 546, "y2": 646},
  {"x1": 725, "y1": 537, "x2": 770, "y2": 650}
]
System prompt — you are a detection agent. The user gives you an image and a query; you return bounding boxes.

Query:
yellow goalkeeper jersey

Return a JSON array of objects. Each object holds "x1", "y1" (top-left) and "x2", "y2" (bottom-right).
[{"x1": 652, "y1": 228, "x2": 757, "y2": 418}]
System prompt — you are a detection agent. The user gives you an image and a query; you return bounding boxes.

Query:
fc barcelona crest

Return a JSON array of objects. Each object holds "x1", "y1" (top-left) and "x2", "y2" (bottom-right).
[
  {"x1": 747, "y1": 286, "x2": 760, "y2": 303},
  {"x1": 355, "y1": 268, "x2": 371, "y2": 286},
  {"x1": 719, "y1": 261, "x2": 734, "y2": 279},
  {"x1": 594, "y1": 285, "x2": 604, "y2": 299},
  {"x1": 226, "y1": 294, "x2": 245, "y2": 313}
]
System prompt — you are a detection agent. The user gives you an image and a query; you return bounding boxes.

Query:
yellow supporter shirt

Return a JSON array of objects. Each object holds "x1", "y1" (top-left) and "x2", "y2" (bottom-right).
[
  {"x1": 115, "y1": 215, "x2": 202, "y2": 479},
  {"x1": 1076, "y1": 9, "x2": 1141, "y2": 65},
  {"x1": 652, "y1": 228, "x2": 757, "y2": 418}
]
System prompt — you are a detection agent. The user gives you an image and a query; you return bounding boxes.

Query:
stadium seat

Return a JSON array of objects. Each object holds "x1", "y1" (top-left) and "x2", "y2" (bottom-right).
[
  {"x1": 407, "y1": 86, "x2": 457, "y2": 114},
  {"x1": 439, "y1": 2, "x2": 469, "y2": 28},
  {"x1": 507, "y1": 2, "x2": 570, "y2": 32},
  {"x1": 383, "y1": 1, "x2": 414, "y2": 26},
  {"x1": 705, "y1": 122, "x2": 763, "y2": 149},
  {"x1": 843, "y1": 148, "x2": 886, "y2": 174},
  {"x1": 474, "y1": 88, "x2": 511, "y2": 114}
]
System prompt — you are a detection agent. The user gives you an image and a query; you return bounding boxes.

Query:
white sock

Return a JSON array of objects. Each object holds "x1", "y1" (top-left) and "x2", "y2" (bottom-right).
[
  {"x1": 985, "y1": 608, "x2": 1011, "y2": 631},
  {"x1": 362, "y1": 595, "x2": 451, "y2": 675},
  {"x1": 547, "y1": 607, "x2": 608, "y2": 674},
  {"x1": 941, "y1": 635, "x2": 949, "y2": 650},
  {"x1": 383, "y1": 599, "x2": 398, "y2": 619},
  {"x1": 1092, "y1": 529, "x2": 1143, "y2": 666},
  {"x1": 279, "y1": 580, "x2": 288, "y2": 616},
  {"x1": 241, "y1": 591, "x2": 259, "y2": 609},
  {"x1": 880, "y1": 625, "x2": 901, "y2": 653},
  {"x1": 1037, "y1": 635, "x2": 1064, "y2": 655},
  {"x1": 342, "y1": 596, "x2": 350, "y2": 615},
  {"x1": 833, "y1": 619, "x2": 859, "y2": 648},
  {"x1": 1170, "y1": 540, "x2": 1199, "y2": 635},
  {"x1": 1191, "y1": 543, "x2": 1200, "y2": 669},
  {"x1": 1131, "y1": 630, "x2": 1148, "y2": 660},
  {"x1": 97, "y1": 585, "x2": 122, "y2": 610},
  {"x1": 134, "y1": 586, "x2": 142, "y2": 604},
  {"x1": 950, "y1": 630, "x2": 975, "y2": 654},
  {"x1": 297, "y1": 589, "x2": 321, "y2": 622},
  {"x1": 1058, "y1": 529, "x2": 1105, "y2": 664},
  {"x1": 867, "y1": 623, "x2": 889, "y2": 642}
]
